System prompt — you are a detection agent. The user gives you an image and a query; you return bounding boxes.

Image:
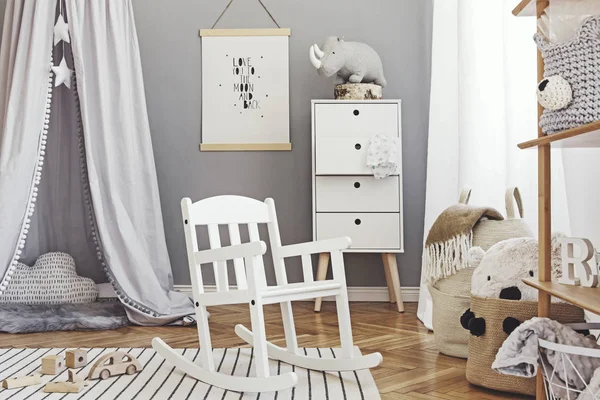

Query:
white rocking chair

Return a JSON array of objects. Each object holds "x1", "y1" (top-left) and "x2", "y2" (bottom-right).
[{"x1": 152, "y1": 195, "x2": 383, "y2": 393}]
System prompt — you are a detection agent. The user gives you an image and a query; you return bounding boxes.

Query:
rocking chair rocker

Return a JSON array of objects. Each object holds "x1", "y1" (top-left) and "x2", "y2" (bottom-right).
[{"x1": 152, "y1": 195, "x2": 383, "y2": 393}]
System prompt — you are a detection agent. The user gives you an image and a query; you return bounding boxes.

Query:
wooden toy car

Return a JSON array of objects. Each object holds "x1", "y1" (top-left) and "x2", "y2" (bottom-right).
[{"x1": 87, "y1": 352, "x2": 142, "y2": 380}]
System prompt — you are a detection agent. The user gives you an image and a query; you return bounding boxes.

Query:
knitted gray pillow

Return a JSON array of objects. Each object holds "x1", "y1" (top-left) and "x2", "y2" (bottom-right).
[
  {"x1": 0, "y1": 252, "x2": 98, "y2": 304},
  {"x1": 535, "y1": 15, "x2": 600, "y2": 134}
]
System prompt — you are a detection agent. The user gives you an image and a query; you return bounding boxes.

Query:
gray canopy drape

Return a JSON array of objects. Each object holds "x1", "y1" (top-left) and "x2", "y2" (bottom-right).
[{"x1": 0, "y1": 0, "x2": 194, "y2": 325}]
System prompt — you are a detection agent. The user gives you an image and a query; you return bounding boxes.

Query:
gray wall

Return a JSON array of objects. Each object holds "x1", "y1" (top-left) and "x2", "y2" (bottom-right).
[
  {"x1": 0, "y1": 0, "x2": 432, "y2": 288},
  {"x1": 133, "y1": 0, "x2": 433, "y2": 288}
]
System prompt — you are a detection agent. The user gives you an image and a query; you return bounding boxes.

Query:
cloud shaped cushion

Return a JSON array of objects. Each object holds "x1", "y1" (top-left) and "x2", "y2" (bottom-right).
[{"x1": 1, "y1": 252, "x2": 98, "y2": 304}]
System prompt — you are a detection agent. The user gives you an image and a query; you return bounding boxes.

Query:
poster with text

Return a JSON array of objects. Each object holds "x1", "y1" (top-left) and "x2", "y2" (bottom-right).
[{"x1": 201, "y1": 30, "x2": 291, "y2": 150}]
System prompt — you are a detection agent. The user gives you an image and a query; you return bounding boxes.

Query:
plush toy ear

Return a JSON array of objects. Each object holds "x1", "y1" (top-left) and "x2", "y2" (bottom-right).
[
  {"x1": 537, "y1": 75, "x2": 572, "y2": 111},
  {"x1": 460, "y1": 309, "x2": 475, "y2": 330},
  {"x1": 468, "y1": 247, "x2": 485, "y2": 268},
  {"x1": 502, "y1": 317, "x2": 521, "y2": 335},
  {"x1": 461, "y1": 309, "x2": 485, "y2": 336},
  {"x1": 468, "y1": 318, "x2": 486, "y2": 337}
]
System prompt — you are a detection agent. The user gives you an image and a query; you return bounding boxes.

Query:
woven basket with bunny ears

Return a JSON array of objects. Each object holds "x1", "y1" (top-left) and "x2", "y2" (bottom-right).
[
  {"x1": 472, "y1": 187, "x2": 534, "y2": 250},
  {"x1": 535, "y1": 15, "x2": 600, "y2": 134},
  {"x1": 430, "y1": 187, "x2": 534, "y2": 359}
]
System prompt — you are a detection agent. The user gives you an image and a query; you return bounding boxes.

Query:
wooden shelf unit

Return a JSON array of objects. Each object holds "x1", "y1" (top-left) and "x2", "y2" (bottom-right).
[
  {"x1": 512, "y1": 0, "x2": 537, "y2": 16},
  {"x1": 518, "y1": 121, "x2": 600, "y2": 149},
  {"x1": 515, "y1": 0, "x2": 599, "y2": 399},
  {"x1": 513, "y1": 0, "x2": 583, "y2": 17},
  {"x1": 523, "y1": 278, "x2": 600, "y2": 315}
]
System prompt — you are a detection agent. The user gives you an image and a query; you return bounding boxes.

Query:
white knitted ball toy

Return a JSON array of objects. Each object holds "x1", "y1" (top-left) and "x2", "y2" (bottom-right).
[{"x1": 537, "y1": 75, "x2": 572, "y2": 111}]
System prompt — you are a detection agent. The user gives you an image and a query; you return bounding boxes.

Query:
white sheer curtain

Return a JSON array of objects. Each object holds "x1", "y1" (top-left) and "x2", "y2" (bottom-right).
[{"x1": 417, "y1": 0, "x2": 571, "y2": 329}]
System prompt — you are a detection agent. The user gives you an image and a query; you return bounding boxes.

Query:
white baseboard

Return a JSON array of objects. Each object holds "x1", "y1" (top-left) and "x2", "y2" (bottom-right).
[{"x1": 174, "y1": 285, "x2": 419, "y2": 302}]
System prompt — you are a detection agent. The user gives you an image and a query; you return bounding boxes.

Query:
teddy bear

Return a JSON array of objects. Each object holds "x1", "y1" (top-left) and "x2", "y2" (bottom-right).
[{"x1": 460, "y1": 235, "x2": 564, "y2": 337}]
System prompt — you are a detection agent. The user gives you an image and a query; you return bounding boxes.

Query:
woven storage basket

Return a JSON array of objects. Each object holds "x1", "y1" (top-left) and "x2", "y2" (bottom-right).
[
  {"x1": 535, "y1": 15, "x2": 600, "y2": 135},
  {"x1": 472, "y1": 187, "x2": 533, "y2": 250},
  {"x1": 429, "y1": 268, "x2": 473, "y2": 358},
  {"x1": 430, "y1": 187, "x2": 533, "y2": 359},
  {"x1": 466, "y1": 296, "x2": 585, "y2": 396}
]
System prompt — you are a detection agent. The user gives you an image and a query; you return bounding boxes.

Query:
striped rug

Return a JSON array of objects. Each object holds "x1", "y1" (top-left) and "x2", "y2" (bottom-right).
[{"x1": 0, "y1": 347, "x2": 380, "y2": 399}]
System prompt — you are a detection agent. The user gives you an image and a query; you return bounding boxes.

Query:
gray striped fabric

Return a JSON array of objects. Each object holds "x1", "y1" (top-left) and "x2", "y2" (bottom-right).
[{"x1": 0, "y1": 348, "x2": 380, "y2": 399}]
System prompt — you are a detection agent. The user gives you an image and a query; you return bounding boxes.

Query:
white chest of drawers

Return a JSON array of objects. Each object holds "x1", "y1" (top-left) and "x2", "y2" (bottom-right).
[
  {"x1": 312, "y1": 100, "x2": 404, "y2": 252},
  {"x1": 311, "y1": 99, "x2": 405, "y2": 312}
]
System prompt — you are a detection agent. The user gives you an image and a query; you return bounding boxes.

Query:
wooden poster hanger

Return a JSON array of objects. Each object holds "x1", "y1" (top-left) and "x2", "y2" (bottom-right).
[{"x1": 199, "y1": 0, "x2": 292, "y2": 152}]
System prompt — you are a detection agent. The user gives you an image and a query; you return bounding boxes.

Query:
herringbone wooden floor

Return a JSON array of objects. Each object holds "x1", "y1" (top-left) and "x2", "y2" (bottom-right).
[{"x1": 0, "y1": 302, "x2": 531, "y2": 399}]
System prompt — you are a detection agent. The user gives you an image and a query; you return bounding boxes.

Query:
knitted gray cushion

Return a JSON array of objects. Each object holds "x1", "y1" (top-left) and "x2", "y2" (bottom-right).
[
  {"x1": 0, "y1": 252, "x2": 98, "y2": 304},
  {"x1": 535, "y1": 15, "x2": 600, "y2": 134}
]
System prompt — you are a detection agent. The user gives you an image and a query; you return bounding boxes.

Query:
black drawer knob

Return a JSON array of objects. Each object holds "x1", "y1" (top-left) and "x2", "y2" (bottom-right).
[
  {"x1": 355, "y1": 219, "x2": 361, "y2": 225},
  {"x1": 353, "y1": 109, "x2": 360, "y2": 116},
  {"x1": 354, "y1": 182, "x2": 360, "y2": 188},
  {"x1": 355, "y1": 143, "x2": 361, "y2": 150}
]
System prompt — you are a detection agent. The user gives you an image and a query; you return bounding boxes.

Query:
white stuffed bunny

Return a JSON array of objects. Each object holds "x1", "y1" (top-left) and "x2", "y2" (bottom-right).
[{"x1": 469, "y1": 235, "x2": 563, "y2": 301}]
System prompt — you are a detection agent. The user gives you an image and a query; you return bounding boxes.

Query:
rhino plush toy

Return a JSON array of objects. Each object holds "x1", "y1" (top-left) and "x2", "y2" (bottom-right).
[{"x1": 309, "y1": 36, "x2": 387, "y2": 87}]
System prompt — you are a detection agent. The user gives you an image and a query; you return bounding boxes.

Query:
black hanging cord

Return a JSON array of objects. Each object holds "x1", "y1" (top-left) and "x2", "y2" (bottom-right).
[
  {"x1": 211, "y1": 0, "x2": 281, "y2": 29},
  {"x1": 257, "y1": 0, "x2": 281, "y2": 28}
]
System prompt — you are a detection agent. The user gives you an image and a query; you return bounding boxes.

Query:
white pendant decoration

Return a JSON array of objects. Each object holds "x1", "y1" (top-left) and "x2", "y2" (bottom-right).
[
  {"x1": 51, "y1": 58, "x2": 73, "y2": 89},
  {"x1": 558, "y1": 237, "x2": 599, "y2": 287},
  {"x1": 53, "y1": 14, "x2": 70, "y2": 46}
]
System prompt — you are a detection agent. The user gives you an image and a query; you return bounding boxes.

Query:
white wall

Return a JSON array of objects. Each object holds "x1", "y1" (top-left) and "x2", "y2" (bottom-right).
[{"x1": 563, "y1": 149, "x2": 600, "y2": 245}]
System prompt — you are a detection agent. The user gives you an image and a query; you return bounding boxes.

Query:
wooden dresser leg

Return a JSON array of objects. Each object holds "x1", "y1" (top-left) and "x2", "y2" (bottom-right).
[
  {"x1": 314, "y1": 253, "x2": 330, "y2": 312},
  {"x1": 382, "y1": 255, "x2": 396, "y2": 303},
  {"x1": 383, "y1": 253, "x2": 404, "y2": 313}
]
